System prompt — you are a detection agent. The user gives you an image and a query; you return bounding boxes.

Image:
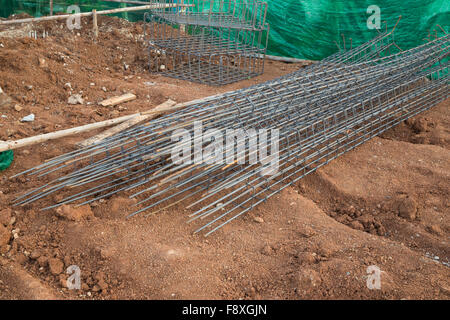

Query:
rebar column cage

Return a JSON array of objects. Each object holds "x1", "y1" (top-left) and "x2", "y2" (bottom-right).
[
  {"x1": 144, "y1": 0, "x2": 269, "y2": 86},
  {"x1": 12, "y1": 31, "x2": 449, "y2": 237}
]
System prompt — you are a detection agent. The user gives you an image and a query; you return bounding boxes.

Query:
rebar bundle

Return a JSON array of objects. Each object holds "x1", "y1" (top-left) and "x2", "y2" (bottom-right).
[
  {"x1": 145, "y1": 0, "x2": 269, "y2": 85},
  {"x1": 14, "y1": 31, "x2": 449, "y2": 236}
]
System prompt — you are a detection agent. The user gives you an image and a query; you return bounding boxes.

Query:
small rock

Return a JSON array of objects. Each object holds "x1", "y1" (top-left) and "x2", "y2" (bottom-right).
[
  {"x1": 0, "y1": 208, "x2": 12, "y2": 226},
  {"x1": 68, "y1": 94, "x2": 84, "y2": 105},
  {"x1": 398, "y1": 197, "x2": 417, "y2": 221},
  {"x1": 376, "y1": 225, "x2": 386, "y2": 236},
  {"x1": 12, "y1": 228, "x2": 20, "y2": 239},
  {"x1": 336, "y1": 214, "x2": 352, "y2": 224},
  {"x1": 38, "y1": 57, "x2": 48, "y2": 68},
  {"x1": 102, "y1": 87, "x2": 107, "y2": 92},
  {"x1": 64, "y1": 82, "x2": 72, "y2": 90},
  {"x1": 25, "y1": 85, "x2": 33, "y2": 91},
  {"x1": 428, "y1": 224, "x2": 443, "y2": 236},
  {"x1": 349, "y1": 220, "x2": 364, "y2": 231},
  {"x1": 412, "y1": 117, "x2": 428, "y2": 133},
  {"x1": 92, "y1": 285, "x2": 101, "y2": 292},
  {"x1": 14, "y1": 104, "x2": 23, "y2": 112},
  {"x1": 346, "y1": 205, "x2": 356, "y2": 215},
  {"x1": 48, "y1": 257, "x2": 64, "y2": 275},
  {"x1": 30, "y1": 249, "x2": 41, "y2": 260},
  {"x1": 0, "y1": 224, "x2": 10, "y2": 247},
  {"x1": 56, "y1": 204, "x2": 94, "y2": 221},
  {"x1": 297, "y1": 252, "x2": 317, "y2": 264},
  {"x1": 37, "y1": 256, "x2": 48, "y2": 267},
  {"x1": 254, "y1": 216, "x2": 264, "y2": 223},
  {"x1": 63, "y1": 256, "x2": 71, "y2": 267},
  {"x1": 357, "y1": 214, "x2": 374, "y2": 228},
  {"x1": 21, "y1": 114, "x2": 35, "y2": 122},
  {"x1": 0, "y1": 87, "x2": 14, "y2": 109}
]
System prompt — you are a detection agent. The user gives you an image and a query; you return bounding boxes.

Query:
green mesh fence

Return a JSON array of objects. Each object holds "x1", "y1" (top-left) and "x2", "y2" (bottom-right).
[
  {"x1": 0, "y1": 150, "x2": 13, "y2": 171},
  {"x1": 264, "y1": 0, "x2": 449, "y2": 60},
  {"x1": 0, "y1": 1, "x2": 448, "y2": 60}
]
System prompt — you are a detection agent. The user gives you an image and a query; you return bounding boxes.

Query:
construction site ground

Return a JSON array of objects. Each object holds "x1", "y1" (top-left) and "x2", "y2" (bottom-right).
[{"x1": 0, "y1": 15, "x2": 448, "y2": 300}]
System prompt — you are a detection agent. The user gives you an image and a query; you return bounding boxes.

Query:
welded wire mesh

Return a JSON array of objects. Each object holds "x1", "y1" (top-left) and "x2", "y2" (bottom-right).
[{"x1": 144, "y1": 0, "x2": 269, "y2": 85}]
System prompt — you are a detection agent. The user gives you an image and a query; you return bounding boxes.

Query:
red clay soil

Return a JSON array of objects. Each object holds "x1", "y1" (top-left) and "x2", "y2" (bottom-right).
[{"x1": 0, "y1": 15, "x2": 448, "y2": 300}]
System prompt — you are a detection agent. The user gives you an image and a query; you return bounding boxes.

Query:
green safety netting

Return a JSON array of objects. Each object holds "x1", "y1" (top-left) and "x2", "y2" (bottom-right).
[
  {"x1": 0, "y1": 150, "x2": 13, "y2": 171},
  {"x1": 0, "y1": 1, "x2": 448, "y2": 60},
  {"x1": 264, "y1": 0, "x2": 449, "y2": 60}
]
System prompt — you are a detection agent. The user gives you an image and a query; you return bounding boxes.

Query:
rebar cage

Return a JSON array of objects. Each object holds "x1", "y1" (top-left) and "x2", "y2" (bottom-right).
[
  {"x1": 144, "y1": 0, "x2": 269, "y2": 86},
  {"x1": 13, "y1": 31, "x2": 449, "y2": 236}
]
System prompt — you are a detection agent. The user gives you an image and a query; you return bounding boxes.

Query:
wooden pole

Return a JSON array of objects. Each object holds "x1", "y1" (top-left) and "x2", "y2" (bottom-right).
[
  {"x1": 92, "y1": 9, "x2": 99, "y2": 41},
  {"x1": 50, "y1": 0, "x2": 53, "y2": 16},
  {"x1": 0, "y1": 115, "x2": 138, "y2": 153},
  {"x1": 0, "y1": 4, "x2": 193, "y2": 25}
]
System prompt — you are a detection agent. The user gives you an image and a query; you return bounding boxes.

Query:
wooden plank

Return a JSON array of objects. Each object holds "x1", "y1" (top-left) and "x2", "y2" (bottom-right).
[{"x1": 99, "y1": 93, "x2": 136, "y2": 107}]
